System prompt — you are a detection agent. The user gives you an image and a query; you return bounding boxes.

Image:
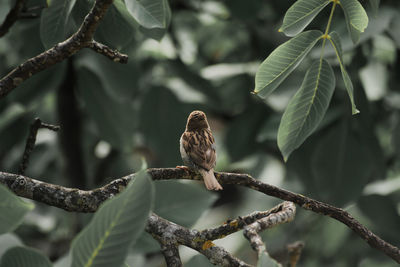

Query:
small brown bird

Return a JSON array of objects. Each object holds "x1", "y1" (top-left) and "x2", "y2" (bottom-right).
[{"x1": 179, "y1": 110, "x2": 223, "y2": 190}]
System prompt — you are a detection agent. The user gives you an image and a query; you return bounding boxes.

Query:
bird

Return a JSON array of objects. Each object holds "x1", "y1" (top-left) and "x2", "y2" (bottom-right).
[{"x1": 179, "y1": 110, "x2": 223, "y2": 190}]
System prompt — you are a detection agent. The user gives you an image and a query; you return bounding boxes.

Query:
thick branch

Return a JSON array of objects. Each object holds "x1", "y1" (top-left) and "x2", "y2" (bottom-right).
[
  {"x1": 0, "y1": 0, "x2": 127, "y2": 99},
  {"x1": 0, "y1": 168, "x2": 399, "y2": 263},
  {"x1": 0, "y1": 0, "x2": 26, "y2": 37},
  {"x1": 153, "y1": 233, "x2": 182, "y2": 267},
  {"x1": 147, "y1": 213, "x2": 250, "y2": 267}
]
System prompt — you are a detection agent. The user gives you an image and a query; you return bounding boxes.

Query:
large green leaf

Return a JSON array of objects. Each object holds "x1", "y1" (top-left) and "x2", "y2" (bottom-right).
[
  {"x1": 254, "y1": 30, "x2": 322, "y2": 98},
  {"x1": 311, "y1": 120, "x2": 373, "y2": 206},
  {"x1": 40, "y1": 0, "x2": 77, "y2": 49},
  {"x1": 125, "y1": 0, "x2": 171, "y2": 29},
  {"x1": 278, "y1": 59, "x2": 335, "y2": 161},
  {"x1": 76, "y1": 68, "x2": 136, "y2": 151},
  {"x1": 71, "y1": 171, "x2": 154, "y2": 267},
  {"x1": 280, "y1": 0, "x2": 331, "y2": 37},
  {"x1": 0, "y1": 184, "x2": 34, "y2": 235},
  {"x1": 76, "y1": 52, "x2": 139, "y2": 101},
  {"x1": 340, "y1": 0, "x2": 368, "y2": 44},
  {"x1": 0, "y1": 234, "x2": 23, "y2": 259},
  {"x1": 329, "y1": 31, "x2": 359, "y2": 114},
  {"x1": 154, "y1": 181, "x2": 218, "y2": 227},
  {"x1": 0, "y1": 246, "x2": 52, "y2": 267},
  {"x1": 95, "y1": 0, "x2": 137, "y2": 49}
]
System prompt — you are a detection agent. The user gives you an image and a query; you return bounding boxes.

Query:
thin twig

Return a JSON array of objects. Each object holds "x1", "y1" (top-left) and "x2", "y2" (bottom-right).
[
  {"x1": 0, "y1": 0, "x2": 127, "y2": 99},
  {"x1": 89, "y1": 41, "x2": 128, "y2": 63},
  {"x1": 18, "y1": 118, "x2": 59, "y2": 175},
  {"x1": 0, "y1": 0, "x2": 26, "y2": 37},
  {"x1": 0, "y1": 168, "x2": 399, "y2": 263}
]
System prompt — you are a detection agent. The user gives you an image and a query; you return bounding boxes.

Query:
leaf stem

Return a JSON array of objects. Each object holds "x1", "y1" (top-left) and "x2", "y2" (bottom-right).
[{"x1": 320, "y1": 0, "x2": 338, "y2": 59}]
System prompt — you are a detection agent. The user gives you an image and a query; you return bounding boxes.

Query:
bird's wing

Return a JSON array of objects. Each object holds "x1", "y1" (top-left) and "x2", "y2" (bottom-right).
[{"x1": 181, "y1": 129, "x2": 216, "y2": 171}]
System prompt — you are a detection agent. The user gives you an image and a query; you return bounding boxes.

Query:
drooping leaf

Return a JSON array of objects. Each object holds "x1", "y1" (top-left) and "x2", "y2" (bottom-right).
[
  {"x1": 280, "y1": 0, "x2": 331, "y2": 37},
  {"x1": 340, "y1": 0, "x2": 368, "y2": 44},
  {"x1": 257, "y1": 251, "x2": 281, "y2": 267},
  {"x1": 0, "y1": 246, "x2": 52, "y2": 267},
  {"x1": 125, "y1": 0, "x2": 171, "y2": 29},
  {"x1": 76, "y1": 52, "x2": 139, "y2": 101},
  {"x1": 40, "y1": 0, "x2": 77, "y2": 49},
  {"x1": 0, "y1": 184, "x2": 34, "y2": 235},
  {"x1": 311, "y1": 120, "x2": 373, "y2": 206},
  {"x1": 71, "y1": 171, "x2": 154, "y2": 267},
  {"x1": 76, "y1": 68, "x2": 136, "y2": 151},
  {"x1": 278, "y1": 59, "x2": 335, "y2": 161},
  {"x1": 153, "y1": 181, "x2": 218, "y2": 227},
  {"x1": 95, "y1": 0, "x2": 136, "y2": 49},
  {"x1": 254, "y1": 30, "x2": 322, "y2": 98},
  {"x1": 329, "y1": 31, "x2": 359, "y2": 114}
]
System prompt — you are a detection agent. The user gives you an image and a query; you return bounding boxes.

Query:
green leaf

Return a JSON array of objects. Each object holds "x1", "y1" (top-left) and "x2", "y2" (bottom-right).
[
  {"x1": 340, "y1": 0, "x2": 368, "y2": 44},
  {"x1": 95, "y1": 0, "x2": 137, "y2": 49},
  {"x1": 0, "y1": 246, "x2": 52, "y2": 267},
  {"x1": 77, "y1": 52, "x2": 139, "y2": 101},
  {"x1": 0, "y1": 184, "x2": 34, "y2": 235},
  {"x1": 280, "y1": 0, "x2": 331, "y2": 37},
  {"x1": 40, "y1": 0, "x2": 77, "y2": 49},
  {"x1": 254, "y1": 30, "x2": 322, "y2": 98},
  {"x1": 278, "y1": 59, "x2": 335, "y2": 161},
  {"x1": 154, "y1": 181, "x2": 218, "y2": 227},
  {"x1": 76, "y1": 68, "x2": 136, "y2": 151},
  {"x1": 125, "y1": 0, "x2": 171, "y2": 29},
  {"x1": 311, "y1": 120, "x2": 373, "y2": 206},
  {"x1": 329, "y1": 31, "x2": 359, "y2": 114},
  {"x1": 71, "y1": 171, "x2": 154, "y2": 267},
  {"x1": 0, "y1": 234, "x2": 23, "y2": 259},
  {"x1": 257, "y1": 251, "x2": 281, "y2": 267}
]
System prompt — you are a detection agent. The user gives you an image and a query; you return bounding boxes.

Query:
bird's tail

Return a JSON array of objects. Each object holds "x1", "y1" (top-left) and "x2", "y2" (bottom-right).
[{"x1": 199, "y1": 169, "x2": 223, "y2": 191}]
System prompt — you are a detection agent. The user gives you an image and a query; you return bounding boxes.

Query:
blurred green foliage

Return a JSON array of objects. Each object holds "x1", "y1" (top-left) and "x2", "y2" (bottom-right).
[{"x1": 1, "y1": 0, "x2": 400, "y2": 266}]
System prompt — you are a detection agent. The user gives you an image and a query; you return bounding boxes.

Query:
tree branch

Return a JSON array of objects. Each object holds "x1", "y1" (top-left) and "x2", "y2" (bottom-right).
[
  {"x1": 147, "y1": 213, "x2": 251, "y2": 267},
  {"x1": 0, "y1": 0, "x2": 128, "y2": 99},
  {"x1": 0, "y1": 0, "x2": 26, "y2": 38},
  {"x1": 243, "y1": 202, "x2": 295, "y2": 254},
  {"x1": 19, "y1": 118, "x2": 59, "y2": 175},
  {"x1": 0, "y1": 168, "x2": 399, "y2": 263},
  {"x1": 89, "y1": 41, "x2": 128, "y2": 63},
  {"x1": 155, "y1": 234, "x2": 182, "y2": 267}
]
